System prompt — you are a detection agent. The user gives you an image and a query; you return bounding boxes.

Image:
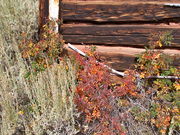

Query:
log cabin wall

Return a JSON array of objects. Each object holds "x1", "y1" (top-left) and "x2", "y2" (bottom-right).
[{"x1": 62, "y1": 0, "x2": 180, "y2": 70}]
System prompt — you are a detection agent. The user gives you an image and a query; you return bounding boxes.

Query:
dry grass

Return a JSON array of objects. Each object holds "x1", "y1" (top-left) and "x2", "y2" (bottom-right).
[{"x1": 0, "y1": 55, "x2": 79, "y2": 134}]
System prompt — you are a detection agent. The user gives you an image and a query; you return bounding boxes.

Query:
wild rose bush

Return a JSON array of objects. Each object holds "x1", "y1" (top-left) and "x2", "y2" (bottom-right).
[
  {"x1": 72, "y1": 48, "x2": 140, "y2": 135},
  {"x1": 134, "y1": 47, "x2": 180, "y2": 134},
  {"x1": 127, "y1": 33, "x2": 180, "y2": 135},
  {"x1": 72, "y1": 37, "x2": 179, "y2": 135}
]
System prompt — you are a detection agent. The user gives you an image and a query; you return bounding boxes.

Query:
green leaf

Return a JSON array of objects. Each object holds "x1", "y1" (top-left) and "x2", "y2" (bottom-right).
[{"x1": 24, "y1": 71, "x2": 31, "y2": 78}]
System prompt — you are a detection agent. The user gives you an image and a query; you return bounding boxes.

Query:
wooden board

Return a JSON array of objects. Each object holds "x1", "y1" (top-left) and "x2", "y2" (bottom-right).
[
  {"x1": 63, "y1": 2, "x2": 180, "y2": 23},
  {"x1": 63, "y1": 24, "x2": 180, "y2": 48}
]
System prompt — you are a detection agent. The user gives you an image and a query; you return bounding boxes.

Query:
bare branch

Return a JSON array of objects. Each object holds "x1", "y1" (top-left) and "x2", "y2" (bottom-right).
[
  {"x1": 146, "y1": 76, "x2": 180, "y2": 79},
  {"x1": 164, "y1": 3, "x2": 180, "y2": 7}
]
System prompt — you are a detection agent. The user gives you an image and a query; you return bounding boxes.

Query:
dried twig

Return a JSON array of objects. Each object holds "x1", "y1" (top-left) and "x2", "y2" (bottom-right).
[
  {"x1": 164, "y1": 3, "x2": 180, "y2": 7},
  {"x1": 146, "y1": 76, "x2": 180, "y2": 79}
]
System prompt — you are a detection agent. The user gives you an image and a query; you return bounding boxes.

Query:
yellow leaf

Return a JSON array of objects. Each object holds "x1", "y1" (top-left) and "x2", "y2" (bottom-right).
[
  {"x1": 140, "y1": 73, "x2": 145, "y2": 78},
  {"x1": 155, "y1": 54, "x2": 160, "y2": 59},
  {"x1": 171, "y1": 108, "x2": 179, "y2": 113},
  {"x1": 151, "y1": 119, "x2": 156, "y2": 124},
  {"x1": 174, "y1": 83, "x2": 180, "y2": 90},
  {"x1": 160, "y1": 129, "x2": 166, "y2": 134},
  {"x1": 18, "y1": 111, "x2": 24, "y2": 115},
  {"x1": 92, "y1": 108, "x2": 100, "y2": 118},
  {"x1": 157, "y1": 41, "x2": 163, "y2": 47},
  {"x1": 28, "y1": 43, "x2": 33, "y2": 47},
  {"x1": 65, "y1": 66, "x2": 69, "y2": 70},
  {"x1": 35, "y1": 47, "x2": 39, "y2": 51},
  {"x1": 43, "y1": 34, "x2": 47, "y2": 38}
]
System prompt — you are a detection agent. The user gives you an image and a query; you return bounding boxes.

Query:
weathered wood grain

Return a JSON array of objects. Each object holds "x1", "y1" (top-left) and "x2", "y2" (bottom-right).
[
  {"x1": 63, "y1": 35, "x2": 149, "y2": 46},
  {"x1": 62, "y1": 24, "x2": 180, "y2": 36},
  {"x1": 63, "y1": 2, "x2": 180, "y2": 23},
  {"x1": 62, "y1": 24, "x2": 180, "y2": 48}
]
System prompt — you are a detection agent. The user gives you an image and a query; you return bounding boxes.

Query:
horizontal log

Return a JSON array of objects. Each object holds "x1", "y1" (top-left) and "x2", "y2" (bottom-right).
[
  {"x1": 63, "y1": 2, "x2": 180, "y2": 23},
  {"x1": 62, "y1": 24, "x2": 180, "y2": 48},
  {"x1": 63, "y1": 35, "x2": 148, "y2": 46},
  {"x1": 64, "y1": 0, "x2": 180, "y2": 2},
  {"x1": 63, "y1": 35, "x2": 180, "y2": 48},
  {"x1": 62, "y1": 24, "x2": 180, "y2": 36},
  {"x1": 66, "y1": 45, "x2": 180, "y2": 71}
]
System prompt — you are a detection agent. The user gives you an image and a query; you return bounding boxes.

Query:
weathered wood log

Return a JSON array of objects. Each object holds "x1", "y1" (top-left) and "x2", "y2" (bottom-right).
[
  {"x1": 62, "y1": 2, "x2": 180, "y2": 23},
  {"x1": 62, "y1": 24, "x2": 180, "y2": 48},
  {"x1": 67, "y1": 44, "x2": 180, "y2": 79},
  {"x1": 39, "y1": 0, "x2": 49, "y2": 36},
  {"x1": 63, "y1": 35, "x2": 149, "y2": 47},
  {"x1": 62, "y1": 24, "x2": 180, "y2": 36},
  {"x1": 64, "y1": 0, "x2": 179, "y2": 2},
  {"x1": 100, "y1": 51, "x2": 180, "y2": 71},
  {"x1": 66, "y1": 45, "x2": 180, "y2": 71}
]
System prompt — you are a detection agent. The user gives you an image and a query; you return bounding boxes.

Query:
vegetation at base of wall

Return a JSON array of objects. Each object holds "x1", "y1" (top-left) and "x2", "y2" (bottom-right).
[
  {"x1": 73, "y1": 48, "x2": 127, "y2": 135},
  {"x1": 132, "y1": 39, "x2": 180, "y2": 134},
  {"x1": 121, "y1": 33, "x2": 180, "y2": 135},
  {"x1": 19, "y1": 21, "x2": 64, "y2": 77},
  {"x1": 72, "y1": 43, "x2": 179, "y2": 135}
]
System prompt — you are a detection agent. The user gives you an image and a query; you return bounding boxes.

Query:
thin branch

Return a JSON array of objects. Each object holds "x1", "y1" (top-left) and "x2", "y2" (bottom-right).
[
  {"x1": 164, "y1": 3, "x2": 180, "y2": 7},
  {"x1": 68, "y1": 43, "x2": 87, "y2": 57},
  {"x1": 146, "y1": 76, "x2": 180, "y2": 79},
  {"x1": 67, "y1": 43, "x2": 180, "y2": 80}
]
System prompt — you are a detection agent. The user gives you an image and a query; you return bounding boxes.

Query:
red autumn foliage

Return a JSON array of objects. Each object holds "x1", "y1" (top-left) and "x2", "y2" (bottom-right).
[{"x1": 73, "y1": 48, "x2": 138, "y2": 134}]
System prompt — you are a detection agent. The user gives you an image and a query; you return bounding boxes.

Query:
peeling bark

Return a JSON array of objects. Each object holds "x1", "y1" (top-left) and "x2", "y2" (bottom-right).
[{"x1": 49, "y1": 0, "x2": 59, "y2": 33}]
